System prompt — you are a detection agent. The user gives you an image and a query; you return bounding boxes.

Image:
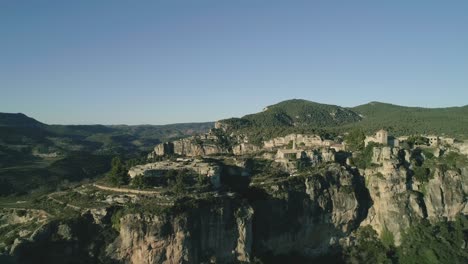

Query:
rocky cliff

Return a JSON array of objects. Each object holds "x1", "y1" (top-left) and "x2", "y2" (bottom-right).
[
  {"x1": 361, "y1": 146, "x2": 467, "y2": 245},
  {"x1": 422, "y1": 168, "x2": 468, "y2": 221},
  {"x1": 3, "y1": 148, "x2": 467, "y2": 263},
  {"x1": 152, "y1": 138, "x2": 228, "y2": 157},
  {"x1": 108, "y1": 200, "x2": 253, "y2": 264},
  {"x1": 105, "y1": 164, "x2": 371, "y2": 263},
  {"x1": 250, "y1": 165, "x2": 370, "y2": 260}
]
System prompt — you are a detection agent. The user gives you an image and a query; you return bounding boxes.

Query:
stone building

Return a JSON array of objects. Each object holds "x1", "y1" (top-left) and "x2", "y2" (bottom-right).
[
  {"x1": 365, "y1": 129, "x2": 399, "y2": 147},
  {"x1": 263, "y1": 134, "x2": 329, "y2": 149},
  {"x1": 276, "y1": 149, "x2": 305, "y2": 160},
  {"x1": 440, "y1": 137, "x2": 455, "y2": 145},
  {"x1": 427, "y1": 135, "x2": 439, "y2": 146}
]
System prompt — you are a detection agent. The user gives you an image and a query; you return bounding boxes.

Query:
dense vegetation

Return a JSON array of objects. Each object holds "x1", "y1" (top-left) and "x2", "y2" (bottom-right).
[
  {"x1": 216, "y1": 99, "x2": 363, "y2": 145},
  {"x1": 218, "y1": 100, "x2": 468, "y2": 143},
  {"x1": 346, "y1": 215, "x2": 468, "y2": 264},
  {"x1": 0, "y1": 152, "x2": 112, "y2": 196},
  {"x1": 349, "y1": 142, "x2": 381, "y2": 169},
  {"x1": 344, "y1": 225, "x2": 395, "y2": 264},
  {"x1": 344, "y1": 128, "x2": 365, "y2": 152},
  {"x1": 106, "y1": 157, "x2": 130, "y2": 186},
  {"x1": 219, "y1": 99, "x2": 361, "y2": 130},
  {"x1": 408, "y1": 148, "x2": 468, "y2": 183},
  {"x1": 129, "y1": 168, "x2": 209, "y2": 195},
  {"x1": 398, "y1": 216, "x2": 468, "y2": 263},
  {"x1": 350, "y1": 102, "x2": 468, "y2": 139}
]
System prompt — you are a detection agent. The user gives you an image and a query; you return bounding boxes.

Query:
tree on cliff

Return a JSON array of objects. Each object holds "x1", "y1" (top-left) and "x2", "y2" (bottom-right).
[
  {"x1": 130, "y1": 175, "x2": 148, "y2": 189},
  {"x1": 107, "y1": 157, "x2": 130, "y2": 186},
  {"x1": 345, "y1": 226, "x2": 394, "y2": 263},
  {"x1": 345, "y1": 128, "x2": 365, "y2": 151}
]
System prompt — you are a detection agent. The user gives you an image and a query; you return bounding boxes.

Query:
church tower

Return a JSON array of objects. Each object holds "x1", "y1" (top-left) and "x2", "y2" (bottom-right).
[{"x1": 376, "y1": 129, "x2": 388, "y2": 145}]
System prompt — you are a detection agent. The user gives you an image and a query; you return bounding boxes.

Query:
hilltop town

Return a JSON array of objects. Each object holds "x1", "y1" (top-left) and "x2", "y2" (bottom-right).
[
  {"x1": 131, "y1": 121, "x2": 466, "y2": 184},
  {"x1": 103, "y1": 120, "x2": 467, "y2": 263},
  {"x1": 1, "y1": 101, "x2": 467, "y2": 263}
]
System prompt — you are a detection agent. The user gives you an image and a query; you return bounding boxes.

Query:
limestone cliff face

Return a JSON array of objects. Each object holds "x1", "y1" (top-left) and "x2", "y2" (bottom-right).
[
  {"x1": 361, "y1": 165, "x2": 425, "y2": 245},
  {"x1": 320, "y1": 149, "x2": 336, "y2": 163},
  {"x1": 6, "y1": 212, "x2": 118, "y2": 264},
  {"x1": 153, "y1": 138, "x2": 229, "y2": 157},
  {"x1": 109, "y1": 200, "x2": 254, "y2": 264},
  {"x1": 421, "y1": 168, "x2": 468, "y2": 221},
  {"x1": 153, "y1": 137, "x2": 260, "y2": 157},
  {"x1": 173, "y1": 139, "x2": 225, "y2": 157},
  {"x1": 251, "y1": 165, "x2": 370, "y2": 258},
  {"x1": 362, "y1": 146, "x2": 425, "y2": 245},
  {"x1": 361, "y1": 146, "x2": 467, "y2": 245},
  {"x1": 109, "y1": 164, "x2": 371, "y2": 263}
]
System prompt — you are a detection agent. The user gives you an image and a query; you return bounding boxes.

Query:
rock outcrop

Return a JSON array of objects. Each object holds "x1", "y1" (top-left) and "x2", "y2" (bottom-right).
[
  {"x1": 361, "y1": 146, "x2": 467, "y2": 245},
  {"x1": 108, "y1": 164, "x2": 370, "y2": 263},
  {"x1": 6, "y1": 212, "x2": 118, "y2": 264},
  {"x1": 153, "y1": 137, "x2": 229, "y2": 157},
  {"x1": 109, "y1": 199, "x2": 254, "y2": 264},
  {"x1": 250, "y1": 164, "x2": 370, "y2": 259},
  {"x1": 321, "y1": 148, "x2": 336, "y2": 163},
  {"x1": 455, "y1": 141, "x2": 468, "y2": 155},
  {"x1": 128, "y1": 159, "x2": 222, "y2": 188},
  {"x1": 361, "y1": 165, "x2": 424, "y2": 245},
  {"x1": 422, "y1": 168, "x2": 468, "y2": 221}
]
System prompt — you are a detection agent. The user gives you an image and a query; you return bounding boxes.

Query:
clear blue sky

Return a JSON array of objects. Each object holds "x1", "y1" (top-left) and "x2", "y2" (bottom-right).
[{"x1": 1, "y1": 1, "x2": 467, "y2": 125}]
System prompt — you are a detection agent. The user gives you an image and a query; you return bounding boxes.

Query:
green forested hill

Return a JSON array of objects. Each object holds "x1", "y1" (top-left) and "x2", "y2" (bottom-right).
[
  {"x1": 245, "y1": 99, "x2": 362, "y2": 127},
  {"x1": 218, "y1": 99, "x2": 468, "y2": 143},
  {"x1": 220, "y1": 99, "x2": 361, "y2": 129},
  {"x1": 349, "y1": 102, "x2": 468, "y2": 138},
  {"x1": 0, "y1": 113, "x2": 45, "y2": 127}
]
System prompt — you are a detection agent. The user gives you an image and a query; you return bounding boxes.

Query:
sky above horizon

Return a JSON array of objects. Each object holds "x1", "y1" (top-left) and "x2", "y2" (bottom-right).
[{"x1": 1, "y1": 1, "x2": 468, "y2": 125}]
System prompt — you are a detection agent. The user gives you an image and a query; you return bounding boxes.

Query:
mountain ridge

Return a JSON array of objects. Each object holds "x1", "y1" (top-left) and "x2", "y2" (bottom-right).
[
  {"x1": 0, "y1": 113, "x2": 45, "y2": 127},
  {"x1": 213, "y1": 99, "x2": 468, "y2": 141},
  {"x1": 218, "y1": 99, "x2": 362, "y2": 130}
]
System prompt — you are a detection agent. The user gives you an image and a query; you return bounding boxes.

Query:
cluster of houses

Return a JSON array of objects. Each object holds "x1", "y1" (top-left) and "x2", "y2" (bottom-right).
[
  {"x1": 267, "y1": 134, "x2": 344, "y2": 164},
  {"x1": 130, "y1": 128, "x2": 461, "y2": 188},
  {"x1": 396, "y1": 135, "x2": 455, "y2": 147},
  {"x1": 263, "y1": 133, "x2": 345, "y2": 151},
  {"x1": 273, "y1": 129, "x2": 457, "y2": 163}
]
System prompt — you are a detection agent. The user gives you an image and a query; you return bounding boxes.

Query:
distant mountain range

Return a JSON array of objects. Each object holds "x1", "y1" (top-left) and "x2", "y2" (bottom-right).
[
  {"x1": 0, "y1": 112, "x2": 214, "y2": 167},
  {"x1": 0, "y1": 113, "x2": 214, "y2": 195}
]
